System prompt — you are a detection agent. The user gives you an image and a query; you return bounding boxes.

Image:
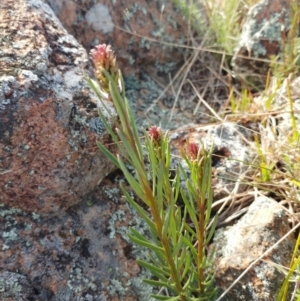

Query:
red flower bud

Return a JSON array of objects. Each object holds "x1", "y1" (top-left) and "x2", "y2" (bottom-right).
[
  {"x1": 148, "y1": 126, "x2": 161, "y2": 145},
  {"x1": 90, "y1": 44, "x2": 118, "y2": 93},
  {"x1": 188, "y1": 142, "x2": 199, "y2": 160}
]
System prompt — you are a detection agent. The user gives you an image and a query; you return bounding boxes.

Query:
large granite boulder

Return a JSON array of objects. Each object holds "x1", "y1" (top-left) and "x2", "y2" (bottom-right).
[
  {"x1": 46, "y1": 0, "x2": 189, "y2": 76},
  {"x1": 0, "y1": 0, "x2": 117, "y2": 215}
]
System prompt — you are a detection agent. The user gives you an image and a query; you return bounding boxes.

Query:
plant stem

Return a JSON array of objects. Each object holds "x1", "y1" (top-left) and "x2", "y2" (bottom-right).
[
  {"x1": 142, "y1": 178, "x2": 187, "y2": 299},
  {"x1": 197, "y1": 197, "x2": 205, "y2": 294}
]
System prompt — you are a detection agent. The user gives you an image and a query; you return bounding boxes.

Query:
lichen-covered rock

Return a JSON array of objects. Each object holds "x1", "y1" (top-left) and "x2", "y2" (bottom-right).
[
  {"x1": 46, "y1": 0, "x2": 189, "y2": 76},
  {"x1": 0, "y1": 182, "x2": 153, "y2": 301},
  {"x1": 0, "y1": 0, "x2": 117, "y2": 215},
  {"x1": 212, "y1": 196, "x2": 294, "y2": 301},
  {"x1": 232, "y1": 0, "x2": 290, "y2": 86},
  {"x1": 0, "y1": 271, "x2": 34, "y2": 301}
]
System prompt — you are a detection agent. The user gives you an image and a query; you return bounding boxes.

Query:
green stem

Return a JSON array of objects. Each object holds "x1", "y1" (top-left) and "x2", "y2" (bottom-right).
[
  {"x1": 142, "y1": 179, "x2": 186, "y2": 300},
  {"x1": 197, "y1": 199, "x2": 205, "y2": 294}
]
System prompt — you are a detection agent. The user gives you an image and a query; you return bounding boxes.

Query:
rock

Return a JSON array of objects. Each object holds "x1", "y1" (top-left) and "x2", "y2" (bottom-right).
[
  {"x1": 0, "y1": 181, "x2": 153, "y2": 301},
  {"x1": 212, "y1": 196, "x2": 294, "y2": 301},
  {"x1": 46, "y1": 0, "x2": 189, "y2": 76},
  {"x1": 0, "y1": 0, "x2": 117, "y2": 215},
  {"x1": 0, "y1": 271, "x2": 34, "y2": 301},
  {"x1": 232, "y1": 0, "x2": 290, "y2": 87}
]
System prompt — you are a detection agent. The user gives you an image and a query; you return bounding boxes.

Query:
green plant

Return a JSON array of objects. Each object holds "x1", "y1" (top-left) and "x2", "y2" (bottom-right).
[
  {"x1": 86, "y1": 44, "x2": 218, "y2": 300},
  {"x1": 277, "y1": 232, "x2": 300, "y2": 301}
]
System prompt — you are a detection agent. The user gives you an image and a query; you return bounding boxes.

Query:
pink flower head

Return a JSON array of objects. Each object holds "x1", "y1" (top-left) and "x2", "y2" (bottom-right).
[
  {"x1": 188, "y1": 142, "x2": 199, "y2": 160},
  {"x1": 148, "y1": 126, "x2": 162, "y2": 145},
  {"x1": 90, "y1": 44, "x2": 118, "y2": 92}
]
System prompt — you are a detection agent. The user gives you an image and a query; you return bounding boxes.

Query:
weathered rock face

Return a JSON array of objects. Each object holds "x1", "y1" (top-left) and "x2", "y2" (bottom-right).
[
  {"x1": 0, "y1": 0, "x2": 117, "y2": 215},
  {"x1": 0, "y1": 181, "x2": 153, "y2": 301},
  {"x1": 0, "y1": 271, "x2": 34, "y2": 301},
  {"x1": 212, "y1": 196, "x2": 294, "y2": 301},
  {"x1": 46, "y1": 0, "x2": 189, "y2": 76},
  {"x1": 232, "y1": 0, "x2": 290, "y2": 86}
]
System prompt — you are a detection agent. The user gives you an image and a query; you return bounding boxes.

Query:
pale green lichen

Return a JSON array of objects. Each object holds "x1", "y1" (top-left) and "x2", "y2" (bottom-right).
[
  {"x1": 3, "y1": 229, "x2": 18, "y2": 245},
  {"x1": 104, "y1": 187, "x2": 121, "y2": 203},
  {"x1": 105, "y1": 278, "x2": 128, "y2": 296},
  {"x1": 67, "y1": 267, "x2": 97, "y2": 293}
]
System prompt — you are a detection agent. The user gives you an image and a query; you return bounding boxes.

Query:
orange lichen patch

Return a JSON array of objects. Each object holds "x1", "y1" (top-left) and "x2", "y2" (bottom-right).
[{"x1": 1, "y1": 98, "x2": 69, "y2": 212}]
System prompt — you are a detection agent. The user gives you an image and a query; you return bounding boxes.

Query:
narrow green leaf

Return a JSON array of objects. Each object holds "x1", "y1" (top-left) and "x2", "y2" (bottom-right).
[
  {"x1": 130, "y1": 228, "x2": 161, "y2": 248},
  {"x1": 176, "y1": 247, "x2": 187, "y2": 271},
  {"x1": 96, "y1": 142, "x2": 120, "y2": 168},
  {"x1": 150, "y1": 294, "x2": 181, "y2": 301},
  {"x1": 137, "y1": 259, "x2": 170, "y2": 280},
  {"x1": 97, "y1": 108, "x2": 119, "y2": 142},
  {"x1": 181, "y1": 190, "x2": 198, "y2": 228},
  {"x1": 179, "y1": 164, "x2": 189, "y2": 180},
  {"x1": 181, "y1": 152, "x2": 194, "y2": 172},
  {"x1": 143, "y1": 279, "x2": 175, "y2": 293},
  {"x1": 201, "y1": 273, "x2": 216, "y2": 287},
  {"x1": 126, "y1": 99, "x2": 143, "y2": 159},
  {"x1": 120, "y1": 184, "x2": 155, "y2": 232},
  {"x1": 147, "y1": 246, "x2": 170, "y2": 269},
  {"x1": 205, "y1": 215, "x2": 218, "y2": 245},
  {"x1": 182, "y1": 236, "x2": 197, "y2": 258},
  {"x1": 117, "y1": 129, "x2": 145, "y2": 173},
  {"x1": 128, "y1": 233, "x2": 164, "y2": 256},
  {"x1": 162, "y1": 205, "x2": 172, "y2": 237},
  {"x1": 184, "y1": 223, "x2": 196, "y2": 238},
  {"x1": 86, "y1": 77, "x2": 120, "y2": 130},
  {"x1": 277, "y1": 255, "x2": 300, "y2": 301},
  {"x1": 204, "y1": 193, "x2": 213, "y2": 225},
  {"x1": 85, "y1": 77, "x2": 104, "y2": 100},
  {"x1": 116, "y1": 158, "x2": 145, "y2": 199},
  {"x1": 156, "y1": 161, "x2": 164, "y2": 212},
  {"x1": 172, "y1": 169, "x2": 181, "y2": 204},
  {"x1": 109, "y1": 81, "x2": 132, "y2": 138},
  {"x1": 145, "y1": 135, "x2": 158, "y2": 191},
  {"x1": 163, "y1": 133, "x2": 171, "y2": 169},
  {"x1": 174, "y1": 207, "x2": 182, "y2": 232},
  {"x1": 178, "y1": 206, "x2": 187, "y2": 234},
  {"x1": 186, "y1": 179, "x2": 198, "y2": 201},
  {"x1": 181, "y1": 250, "x2": 191, "y2": 281},
  {"x1": 182, "y1": 273, "x2": 193, "y2": 290},
  {"x1": 172, "y1": 234, "x2": 183, "y2": 257},
  {"x1": 118, "y1": 70, "x2": 126, "y2": 99}
]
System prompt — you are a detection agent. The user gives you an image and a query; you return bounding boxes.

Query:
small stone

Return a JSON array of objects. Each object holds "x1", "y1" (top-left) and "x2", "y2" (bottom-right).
[{"x1": 212, "y1": 196, "x2": 295, "y2": 300}]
